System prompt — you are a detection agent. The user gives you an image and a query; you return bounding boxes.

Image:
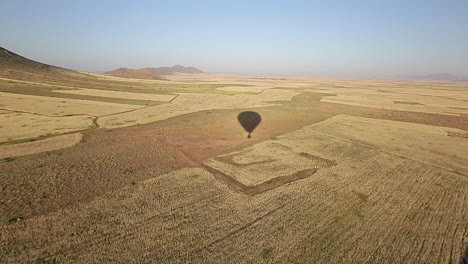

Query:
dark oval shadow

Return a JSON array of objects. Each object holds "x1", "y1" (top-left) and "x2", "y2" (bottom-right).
[{"x1": 237, "y1": 111, "x2": 262, "y2": 138}]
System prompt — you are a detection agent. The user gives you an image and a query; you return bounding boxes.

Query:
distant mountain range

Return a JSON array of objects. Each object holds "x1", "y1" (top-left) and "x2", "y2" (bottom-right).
[
  {"x1": 2, "y1": 47, "x2": 464, "y2": 82},
  {"x1": 1, "y1": 47, "x2": 205, "y2": 81},
  {"x1": 396, "y1": 73, "x2": 468, "y2": 82},
  {"x1": 104, "y1": 65, "x2": 205, "y2": 79}
]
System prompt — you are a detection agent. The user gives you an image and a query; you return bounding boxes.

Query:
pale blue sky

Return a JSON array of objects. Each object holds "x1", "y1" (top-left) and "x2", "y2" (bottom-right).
[{"x1": 1, "y1": 0, "x2": 467, "y2": 77}]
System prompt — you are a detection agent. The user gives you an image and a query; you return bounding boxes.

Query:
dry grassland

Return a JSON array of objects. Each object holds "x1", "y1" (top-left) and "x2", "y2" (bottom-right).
[
  {"x1": 206, "y1": 141, "x2": 333, "y2": 186},
  {"x1": 0, "y1": 73, "x2": 303, "y2": 145},
  {"x1": 306, "y1": 79, "x2": 468, "y2": 116},
  {"x1": 1, "y1": 63, "x2": 468, "y2": 263},
  {"x1": 51, "y1": 88, "x2": 176, "y2": 102},
  {"x1": 320, "y1": 89, "x2": 468, "y2": 116},
  {"x1": 215, "y1": 86, "x2": 274, "y2": 93},
  {"x1": 98, "y1": 89, "x2": 300, "y2": 128},
  {"x1": 1, "y1": 115, "x2": 466, "y2": 263},
  {"x1": 305, "y1": 115, "x2": 468, "y2": 176},
  {"x1": 0, "y1": 112, "x2": 93, "y2": 142},
  {"x1": 0, "y1": 133, "x2": 83, "y2": 159},
  {"x1": 0, "y1": 91, "x2": 143, "y2": 116},
  {"x1": 164, "y1": 73, "x2": 318, "y2": 88}
]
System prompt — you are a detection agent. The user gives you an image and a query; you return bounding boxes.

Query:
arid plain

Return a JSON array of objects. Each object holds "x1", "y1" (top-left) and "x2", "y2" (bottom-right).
[{"x1": 1, "y1": 48, "x2": 467, "y2": 263}]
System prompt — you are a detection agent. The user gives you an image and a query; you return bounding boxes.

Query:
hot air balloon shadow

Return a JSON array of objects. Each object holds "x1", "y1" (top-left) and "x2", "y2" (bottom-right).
[{"x1": 237, "y1": 111, "x2": 262, "y2": 138}]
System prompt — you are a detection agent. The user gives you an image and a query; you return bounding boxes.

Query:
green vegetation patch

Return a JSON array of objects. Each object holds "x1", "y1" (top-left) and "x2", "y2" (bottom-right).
[
  {"x1": 0, "y1": 137, "x2": 37, "y2": 146},
  {"x1": 261, "y1": 247, "x2": 274, "y2": 259},
  {"x1": 353, "y1": 209, "x2": 365, "y2": 220},
  {"x1": 1, "y1": 157, "x2": 15, "y2": 163},
  {"x1": 2, "y1": 217, "x2": 23, "y2": 225}
]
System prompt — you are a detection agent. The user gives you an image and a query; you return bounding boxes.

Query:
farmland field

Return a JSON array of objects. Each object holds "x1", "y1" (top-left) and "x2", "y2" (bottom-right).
[{"x1": 1, "y1": 53, "x2": 467, "y2": 263}]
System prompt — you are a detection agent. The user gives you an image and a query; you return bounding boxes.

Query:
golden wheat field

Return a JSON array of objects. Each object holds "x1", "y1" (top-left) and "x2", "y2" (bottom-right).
[{"x1": 1, "y1": 51, "x2": 467, "y2": 263}]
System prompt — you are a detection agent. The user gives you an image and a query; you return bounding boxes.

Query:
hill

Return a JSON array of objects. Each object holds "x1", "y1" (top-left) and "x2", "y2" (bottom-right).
[
  {"x1": 0, "y1": 47, "x2": 75, "y2": 74},
  {"x1": 1, "y1": 47, "x2": 51, "y2": 69},
  {"x1": 0, "y1": 47, "x2": 95, "y2": 83},
  {"x1": 0, "y1": 47, "x2": 158, "y2": 93},
  {"x1": 104, "y1": 65, "x2": 205, "y2": 79}
]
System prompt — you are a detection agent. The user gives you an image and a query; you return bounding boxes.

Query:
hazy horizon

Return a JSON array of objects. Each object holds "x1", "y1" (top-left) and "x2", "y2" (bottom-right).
[{"x1": 1, "y1": 0, "x2": 467, "y2": 78}]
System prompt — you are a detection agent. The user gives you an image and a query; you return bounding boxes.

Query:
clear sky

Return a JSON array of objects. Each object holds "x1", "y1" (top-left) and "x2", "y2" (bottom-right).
[{"x1": 1, "y1": 0, "x2": 467, "y2": 78}]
